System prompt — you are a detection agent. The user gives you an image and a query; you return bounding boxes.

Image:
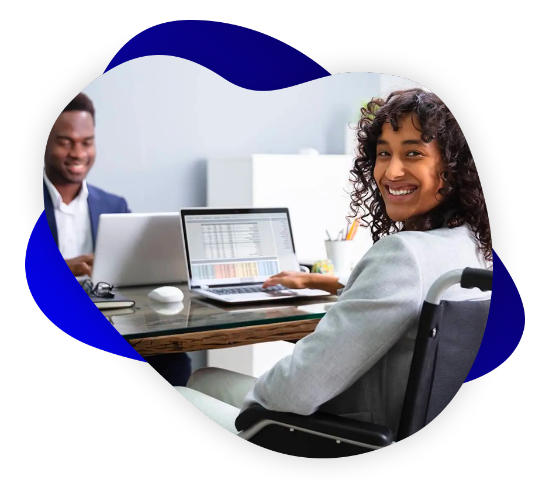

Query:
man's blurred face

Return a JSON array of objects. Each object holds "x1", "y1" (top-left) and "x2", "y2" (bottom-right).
[{"x1": 44, "y1": 110, "x2": 96, "y2": 184}]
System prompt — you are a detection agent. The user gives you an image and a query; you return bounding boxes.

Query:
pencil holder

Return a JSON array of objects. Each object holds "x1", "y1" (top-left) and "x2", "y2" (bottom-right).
[{"x1": 324, "y1": 240, "x2": 355, "y2": 277}]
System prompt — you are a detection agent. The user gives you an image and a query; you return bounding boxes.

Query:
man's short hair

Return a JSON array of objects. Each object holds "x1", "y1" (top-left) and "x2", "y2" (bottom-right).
[{"x1": 63, "y1": 92, "x2": 95, "y2": 123}]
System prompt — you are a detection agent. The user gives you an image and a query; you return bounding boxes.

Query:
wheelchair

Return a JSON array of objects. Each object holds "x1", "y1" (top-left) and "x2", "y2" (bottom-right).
[{"x1": 235, "y1": 268, "x2": 493, "y2": 457}]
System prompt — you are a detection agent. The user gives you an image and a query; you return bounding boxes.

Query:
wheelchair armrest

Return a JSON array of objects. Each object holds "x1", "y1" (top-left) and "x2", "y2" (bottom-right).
[{"x1": 235, "y1": 404, "x2": 393, "y2": 447}]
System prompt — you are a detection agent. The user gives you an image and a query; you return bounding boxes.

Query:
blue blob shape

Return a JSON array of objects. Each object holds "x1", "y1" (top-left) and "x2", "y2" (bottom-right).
[
  {"x1": 465, "y1": 251, "x2": 525, "y2": 382},
  {"x1": 25, "y1": 213, "x2": 143, "y2": 361},
  {"x1": 105, "y1": 20, "x2": 330, "y2": 90}
]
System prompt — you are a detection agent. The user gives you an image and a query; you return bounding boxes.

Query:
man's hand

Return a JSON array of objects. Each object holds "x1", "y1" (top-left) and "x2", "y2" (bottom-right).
[{"x1": 65, "y1": 254, "x2": 94, "y2": 277}]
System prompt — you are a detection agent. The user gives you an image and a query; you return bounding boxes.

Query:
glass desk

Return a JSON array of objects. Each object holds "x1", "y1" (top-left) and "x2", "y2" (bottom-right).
[{"x1": 104, "y1": 284, "x2": 337, "y2": 356}]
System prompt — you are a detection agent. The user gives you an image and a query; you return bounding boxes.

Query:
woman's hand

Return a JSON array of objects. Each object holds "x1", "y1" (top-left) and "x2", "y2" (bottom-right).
[
  {"x1": 262, "y1": 271, "x2": 344, "y2": 295},
  {"x1": 262, "y1": 271, "x2": 312, "y2": 289}
]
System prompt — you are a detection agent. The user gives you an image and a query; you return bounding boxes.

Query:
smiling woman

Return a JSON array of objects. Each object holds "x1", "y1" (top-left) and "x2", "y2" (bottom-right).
[
  {"x1": 177, "y1": 87, "x2": 493, "y2": 445},
  {"x1": 374, "y1": 115, "x2": 444, "y2": 221},
  {"x1": 351, "y1": 88, "x2": 492, "y2": 262}
]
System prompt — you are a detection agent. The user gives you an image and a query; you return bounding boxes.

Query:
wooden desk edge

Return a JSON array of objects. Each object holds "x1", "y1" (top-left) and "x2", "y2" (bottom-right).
[{"x1": 128, "y1": 318, "x2": 320, "y2": 356}]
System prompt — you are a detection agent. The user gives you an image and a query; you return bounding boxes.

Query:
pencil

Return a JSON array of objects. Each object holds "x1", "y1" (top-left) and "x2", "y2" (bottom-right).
[{"x1": 346, "y1": 219, "x2": 359, "y2": 240}]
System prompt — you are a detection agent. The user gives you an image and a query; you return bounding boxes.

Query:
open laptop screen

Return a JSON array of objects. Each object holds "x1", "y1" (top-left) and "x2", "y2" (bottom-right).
[{"x1": 181, "y1": 209, "x2": 299, "y2": 287}]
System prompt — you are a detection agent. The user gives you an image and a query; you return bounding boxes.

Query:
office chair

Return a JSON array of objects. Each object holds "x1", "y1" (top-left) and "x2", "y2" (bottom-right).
[{"x1": 235, "y1": 267, "x2": 492, "y2": 458}]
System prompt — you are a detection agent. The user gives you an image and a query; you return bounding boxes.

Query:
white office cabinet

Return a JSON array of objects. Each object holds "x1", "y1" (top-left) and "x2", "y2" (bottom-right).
[{"x1": 206, "y1": 154, "x2": 373, "y2": 377}]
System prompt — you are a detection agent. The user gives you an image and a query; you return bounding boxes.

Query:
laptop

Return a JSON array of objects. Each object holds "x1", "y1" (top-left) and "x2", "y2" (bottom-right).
[
  {"x1": 92, "y1": 212, "x2": 187, "y2": 287},
  {"x1": 180, "y1": 208, "x2": 332, "y2": 303}
]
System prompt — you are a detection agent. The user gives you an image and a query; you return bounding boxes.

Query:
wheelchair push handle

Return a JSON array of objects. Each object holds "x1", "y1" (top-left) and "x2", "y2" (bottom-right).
[
  {"x1": 461, "y1": 268, "x2": 493, "y2": 292},
  {"x1": 426, "y1": 268, "x2": 493, "y2": 305}
]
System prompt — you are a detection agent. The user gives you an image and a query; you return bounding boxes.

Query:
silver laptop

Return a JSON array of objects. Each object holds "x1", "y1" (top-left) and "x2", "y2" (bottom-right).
[
  {"x1": 92, "y1": 212, "x2": 187, "y2": 287},
  {"x1": 180, "y1": 208, "x2": 331, "y2": 303}
]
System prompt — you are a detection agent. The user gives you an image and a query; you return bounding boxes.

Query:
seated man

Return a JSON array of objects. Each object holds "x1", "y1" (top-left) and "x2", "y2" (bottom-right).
[{"x1": 44, "y1": 92, "x2": 191, "y2": 386}]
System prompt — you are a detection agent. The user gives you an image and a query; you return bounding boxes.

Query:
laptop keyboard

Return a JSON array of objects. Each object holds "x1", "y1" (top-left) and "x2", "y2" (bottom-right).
[{"x1": 210, "y1": 285, "x2": 291, "y2": 296}]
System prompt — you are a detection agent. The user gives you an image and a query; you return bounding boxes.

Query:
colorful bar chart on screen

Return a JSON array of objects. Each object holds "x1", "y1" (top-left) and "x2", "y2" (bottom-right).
[
  {"x1": 192, "y1": 260, "x2": 280, "y2": 281},
  {"x1": 184, "y1": 212, "x2": 298, "y2": 286}
]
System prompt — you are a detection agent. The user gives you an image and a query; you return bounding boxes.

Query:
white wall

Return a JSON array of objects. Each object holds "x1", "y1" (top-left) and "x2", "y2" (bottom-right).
[{"x1": 83, "y1": 56, "x2": 382, "y2": 213}]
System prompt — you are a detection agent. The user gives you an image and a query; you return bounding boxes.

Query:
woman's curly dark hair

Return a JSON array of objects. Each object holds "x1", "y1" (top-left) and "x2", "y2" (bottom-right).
[{"x1": 349, "y1": 88, "x2": 492, "y2": 262}]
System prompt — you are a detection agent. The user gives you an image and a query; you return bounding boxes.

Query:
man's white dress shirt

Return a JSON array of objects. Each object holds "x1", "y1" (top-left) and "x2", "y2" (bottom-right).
[{"x1": 43, "y1": 171, "x2": 93, "y2": 259}]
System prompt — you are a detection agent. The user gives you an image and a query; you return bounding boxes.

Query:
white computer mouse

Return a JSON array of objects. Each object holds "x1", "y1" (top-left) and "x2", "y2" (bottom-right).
[
  {"x1": 149, "y1": 302, "x2": 185, "y2": 316},
  {"x1": 148, "y1": 286, "x2": 184, "y2": 303}
]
